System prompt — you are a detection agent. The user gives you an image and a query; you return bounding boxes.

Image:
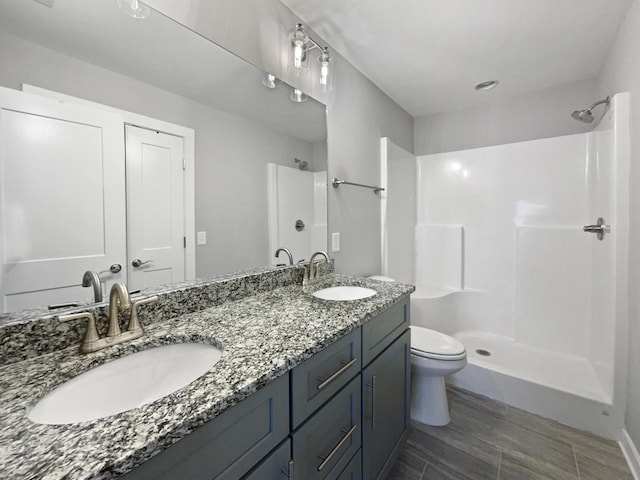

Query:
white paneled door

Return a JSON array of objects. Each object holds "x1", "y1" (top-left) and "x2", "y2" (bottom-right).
[
  {"x1": 0, "y1": 87, "x2": 126, "y2": 312},
  {"x1": 125, "y1": 125, "x2": 185, "y2": 291}
]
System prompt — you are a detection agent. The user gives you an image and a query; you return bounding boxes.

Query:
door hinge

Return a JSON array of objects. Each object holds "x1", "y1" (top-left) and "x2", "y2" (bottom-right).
[
  {"x1": 182, "y1": 158, "x2": 186, "y2": 170},
  {"x1": 184, "y1": 236, "x2": 187, "y2": 248}
]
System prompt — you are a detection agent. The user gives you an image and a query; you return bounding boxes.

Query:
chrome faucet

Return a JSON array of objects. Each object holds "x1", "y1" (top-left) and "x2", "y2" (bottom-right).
[
  {"x1": 82, "y1": 270, "x2": 103, "y2": 303},
  {"x1": 58, "y1": 282, "x2": 157, "y2": 354},
  {"x1": 306, "y1": 251, "x2": 330, "y2": 284},
  {"x1": 275, "y1": 247, "x2": 294, "y2": 266}
]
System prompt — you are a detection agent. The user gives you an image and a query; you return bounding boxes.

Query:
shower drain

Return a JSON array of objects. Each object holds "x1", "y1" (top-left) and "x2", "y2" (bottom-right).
[{"x1": 475, "y1": 349, "x2": 492, "y2": 357}]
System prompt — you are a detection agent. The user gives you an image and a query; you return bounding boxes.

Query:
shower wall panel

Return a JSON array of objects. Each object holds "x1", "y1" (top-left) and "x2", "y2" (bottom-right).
[{"x1": 417, "y1": 134, "x2": 591, "y2": 341}]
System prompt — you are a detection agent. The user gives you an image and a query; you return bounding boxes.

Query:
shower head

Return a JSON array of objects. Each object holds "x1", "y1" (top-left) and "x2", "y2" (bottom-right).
[
  {"x1": 571, "y1": 96, "x2": 610, "y2": 124},
  {"x1": 571, "y1": 109, "x2": 594, "y2": 123}
]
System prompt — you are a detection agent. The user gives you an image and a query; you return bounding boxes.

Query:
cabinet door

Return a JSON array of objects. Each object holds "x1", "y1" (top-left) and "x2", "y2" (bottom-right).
[
  {"x1": 362, "y1": 328, "x2": 411, "y2": 480},
  {"x1": 362, "y1": 299, "x2": 409, "y2": 367},
  {"x1": 292, "y1": 375, "x2": 361, "y2": 480}
]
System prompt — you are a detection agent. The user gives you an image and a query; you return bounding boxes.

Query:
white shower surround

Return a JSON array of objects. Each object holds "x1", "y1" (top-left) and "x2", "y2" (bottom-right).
[{"x1": 381, "y1": 92, "x2": 629, "y2": 438}]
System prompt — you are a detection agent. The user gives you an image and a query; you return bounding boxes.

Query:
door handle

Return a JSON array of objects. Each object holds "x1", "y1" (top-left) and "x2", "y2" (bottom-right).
[{"x1": 132, "y1": 259, "x2": 152, "y2": 268}]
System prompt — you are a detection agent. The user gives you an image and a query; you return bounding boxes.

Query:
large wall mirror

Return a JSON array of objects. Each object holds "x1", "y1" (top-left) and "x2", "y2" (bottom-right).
[{"x1": 0, "y1": 0, "x2": 327, "y2": 315}]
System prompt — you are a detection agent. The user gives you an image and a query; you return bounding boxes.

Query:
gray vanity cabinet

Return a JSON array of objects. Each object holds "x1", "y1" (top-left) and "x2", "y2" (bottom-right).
[
  {"x1": 119, "y1": 298, "x2": 410, "y2": 480},
  {"x1": 291, "y1": 375, "x2": 361, "y2": 480},
  {"x1": 362, "y1": 304, "x2": 411, "y2": 480},
  {"x1": 120, "y1": 374, "x2": 289, "y2": 480}
]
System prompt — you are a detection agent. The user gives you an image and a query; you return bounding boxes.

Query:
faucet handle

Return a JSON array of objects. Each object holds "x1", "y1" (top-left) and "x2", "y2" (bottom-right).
[
  {"x1": 127, "y1": 295, "x2": 158, "y2": 333},
  {"x1": 58, "y1": 312, "x2": 100, "y2": 352}
]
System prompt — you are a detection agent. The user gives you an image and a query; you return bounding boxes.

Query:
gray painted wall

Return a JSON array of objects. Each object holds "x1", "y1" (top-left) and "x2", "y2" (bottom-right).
[
  {"x1": 413, "y1": 78, "x2": 600, "y2": 155},
  {"x1": 0, "y1": 31, "x2": 315, "y2": 276},
  {"x1": 145, "y1": 0, "x2": 415, "y2": 276},
  {"x1": 598, "y1": 0, "x2": 640, "y2": 453}
]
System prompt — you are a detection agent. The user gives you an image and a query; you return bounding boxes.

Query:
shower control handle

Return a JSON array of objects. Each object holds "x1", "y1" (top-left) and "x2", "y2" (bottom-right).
[{"x1": 583, "y1": 217, "x2": 610, "y2": 241}]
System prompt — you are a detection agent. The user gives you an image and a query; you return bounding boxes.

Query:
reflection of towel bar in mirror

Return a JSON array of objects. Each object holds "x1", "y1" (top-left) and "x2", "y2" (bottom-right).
[{"x1": 332, "y1": 178, "x2": 385, "y2": 194}]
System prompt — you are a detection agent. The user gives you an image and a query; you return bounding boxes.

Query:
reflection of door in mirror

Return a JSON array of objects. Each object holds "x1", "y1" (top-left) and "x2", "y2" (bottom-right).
[
  {"x1": 125, "y1": 126, "x2": 185, "y2": 291},
  {"x1": 0, "y1": 88, "x2": 192, "y2": 313},
  {"x1": 0, "y1": 87, "x2": 127, "y2": 312},
  {"x1": 267, "y1": 164, "x2": 328, "y2": 265}
]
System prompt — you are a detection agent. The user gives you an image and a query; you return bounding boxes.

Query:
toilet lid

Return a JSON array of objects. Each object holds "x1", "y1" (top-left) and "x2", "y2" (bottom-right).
[{"x1": 410, "y1": 326, "x2": 466, "y2": 358}]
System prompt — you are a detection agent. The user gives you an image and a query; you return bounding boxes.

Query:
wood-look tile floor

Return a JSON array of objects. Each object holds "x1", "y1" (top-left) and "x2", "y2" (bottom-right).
[{"x1": 388, "y1": 387, "x2": 633, "y2": 480}]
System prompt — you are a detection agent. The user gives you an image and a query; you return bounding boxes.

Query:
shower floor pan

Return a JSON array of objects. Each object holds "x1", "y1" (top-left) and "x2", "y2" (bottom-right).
[{"x1": 448, "y1": 331, "x2": 615, "y2": 438}]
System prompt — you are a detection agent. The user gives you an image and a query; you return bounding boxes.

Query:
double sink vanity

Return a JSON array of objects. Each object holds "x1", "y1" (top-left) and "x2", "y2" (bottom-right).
[{"x1": 0, "y1": 264, "x2": 414, "y2": 480}]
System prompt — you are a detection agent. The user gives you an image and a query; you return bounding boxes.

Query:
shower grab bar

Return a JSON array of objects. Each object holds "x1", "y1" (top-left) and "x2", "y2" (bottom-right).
[{"x1": 332, "y1": 178, "x2": 385, "y2": 194}]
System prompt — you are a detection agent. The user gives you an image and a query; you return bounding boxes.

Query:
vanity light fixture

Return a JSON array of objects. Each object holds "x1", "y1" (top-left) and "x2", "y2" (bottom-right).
[
  {"x1": 115, "y1": 0, "x2": 151, "y2": 19},
  {"x1": 288, "y1": 23, "x2": 334, "y2": 92},
  {"x1": 261, "y1": 73, "x2": 282, "y2": 89},
  {"x1": 290, "y1": 88, "x2": 308, "y2": 103},
  {"x1": 475, "y1": 80, "x2": 499, "y2": 91}
]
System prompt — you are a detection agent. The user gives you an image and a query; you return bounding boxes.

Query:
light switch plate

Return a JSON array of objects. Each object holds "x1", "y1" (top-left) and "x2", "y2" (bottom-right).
[
  {"x1": 331, "y1": 232, "x2": 340, "y2": 252},
  {"x1": 197, "y1": 231, "x2": 207, "y2": 245}
]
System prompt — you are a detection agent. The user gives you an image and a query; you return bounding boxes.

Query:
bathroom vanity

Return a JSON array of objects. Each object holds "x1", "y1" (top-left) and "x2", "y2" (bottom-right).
[{"x1": 0, "y1": 269, "x2": 413, "y2": 480}]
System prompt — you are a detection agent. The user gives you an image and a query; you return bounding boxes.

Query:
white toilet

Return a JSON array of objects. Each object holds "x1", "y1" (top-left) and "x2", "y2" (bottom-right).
[{"x1": 410, "y1": 325, "x2": 467, "y2": 426}]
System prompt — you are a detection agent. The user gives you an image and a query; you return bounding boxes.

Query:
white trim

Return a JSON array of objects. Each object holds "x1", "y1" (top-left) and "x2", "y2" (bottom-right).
[
  {"x1": 22, "y1": 84, "x2": 197, "y2": 281},
  {"x1": 379, "y1": 137, "x2": 389, "y2": 276},
  {"x1": 266, "y1": 163, "x2": 279, "y2": 265},
  {"x1": 619, "y1": 428, "x2": 640, "y2": 480}
]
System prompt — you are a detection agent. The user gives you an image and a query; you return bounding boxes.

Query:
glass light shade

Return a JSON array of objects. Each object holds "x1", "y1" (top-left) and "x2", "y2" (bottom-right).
[
  {"x1": 288, "y1": 24, "x2": 309, "y2": 77},
  {"x1": 290, "y1": 88, "x2": 308, "y2": 103},
  {"x1": 317, "y1": 47, "x2": 333, "y2": 93},
  {"x1": 115, "y1": 0, "x2": 150, "y2": 19},
  {"x1": 261, "y1": 73, "x2": 282, "y2": 89}
]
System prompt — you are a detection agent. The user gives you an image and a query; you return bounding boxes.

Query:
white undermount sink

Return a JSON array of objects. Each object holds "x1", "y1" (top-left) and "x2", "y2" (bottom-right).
[
  {"x1": 312, "y1": 286, "x2": 377, "y2": 301},
  {"x1": 28, "y1": 343, "x2": 223, "y2": 425}
]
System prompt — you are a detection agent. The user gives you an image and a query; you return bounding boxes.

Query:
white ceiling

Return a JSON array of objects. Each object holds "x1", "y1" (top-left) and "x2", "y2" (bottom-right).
[{"x1": 280, "y1": 0, "x2": 633, "y2": 117}]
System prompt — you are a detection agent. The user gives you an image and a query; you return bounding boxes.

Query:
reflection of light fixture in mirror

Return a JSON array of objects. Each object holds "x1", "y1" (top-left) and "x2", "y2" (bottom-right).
[
  {"x1": 288, "y1": 24, "x2": 333, "y2": 90},
  {"x1": 318, "y1": 47, "x2": 333, "y2": 93},
  {"x1": 115, "y1": 0, "x2": 151, "y2": 19},
  {"x1": 290, "y1": 88, "x2": 308, "y2": 103},
  {"x1": 288, "y1": 24, "x2": 309, "y2": 77},
  {"x1": 261, "y1": 73, "x2": 282, "y2": 89}
]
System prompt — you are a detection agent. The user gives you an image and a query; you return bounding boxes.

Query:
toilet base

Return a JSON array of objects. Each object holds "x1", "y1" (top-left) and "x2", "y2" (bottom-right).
[{"x1": 411, "y1": 374, "x2": 451, "y2": 426}]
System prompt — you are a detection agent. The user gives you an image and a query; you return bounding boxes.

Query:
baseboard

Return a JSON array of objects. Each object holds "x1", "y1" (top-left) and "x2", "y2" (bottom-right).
[{"x1": 619, "y1": 428, "x2": 640, "y2": 480}]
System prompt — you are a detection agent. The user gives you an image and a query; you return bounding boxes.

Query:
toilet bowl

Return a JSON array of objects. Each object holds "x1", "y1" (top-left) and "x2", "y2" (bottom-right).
[{"x1": 410, "y1": 325, "x2": 467, "y2": 426}]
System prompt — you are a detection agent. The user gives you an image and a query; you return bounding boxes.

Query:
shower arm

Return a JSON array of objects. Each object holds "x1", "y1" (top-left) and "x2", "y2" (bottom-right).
[{"x1": 586, "y1": 97, "x2": 610, "y2": 113}]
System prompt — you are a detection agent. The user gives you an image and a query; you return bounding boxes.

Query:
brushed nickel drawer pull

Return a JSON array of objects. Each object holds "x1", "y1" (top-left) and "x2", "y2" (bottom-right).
[
  {"x1": 316, "y1": 424, "x2": 357, "y2": 472},
  {"x1": 282, "y1": 459, "x2": 294, "y2": 479},
  {"x1": 365, "y1": 375, "x2": 377, "y2": 430},
  {"x1": 316, "y1": 357, "x2": 358, "y2": 390}
]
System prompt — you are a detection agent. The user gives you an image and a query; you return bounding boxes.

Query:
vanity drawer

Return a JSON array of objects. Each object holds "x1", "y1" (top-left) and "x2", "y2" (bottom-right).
[
  {"x1": 121, "y1": 374, "x2": 289, "y2": 480},
  {"x1": 290, "y1": 328, "x2": 361, "y2": 429},
  {"x1": 334, "y1": 449, "x2": 362, "y2": 480},
  {"x1": 362, "y1": 299, "x2": 409, "y2": 367},
  {"x1": 291, "y1": 375, "x2": 361, "y2": 480},
  {"x1": 242, "y1": 439, "x2": 292, "y2": 480}
]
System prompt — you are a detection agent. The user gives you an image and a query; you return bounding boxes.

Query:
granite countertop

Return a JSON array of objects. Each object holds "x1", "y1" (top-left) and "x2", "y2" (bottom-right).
[{"x1": 0, "y1": 274, "x2": 414, "y2": 480}]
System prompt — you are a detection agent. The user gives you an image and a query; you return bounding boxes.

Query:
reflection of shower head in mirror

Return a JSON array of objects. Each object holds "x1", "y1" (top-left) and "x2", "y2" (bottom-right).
[{"x1": 294, "y1": 158, "x2": 309, "y2": 170}]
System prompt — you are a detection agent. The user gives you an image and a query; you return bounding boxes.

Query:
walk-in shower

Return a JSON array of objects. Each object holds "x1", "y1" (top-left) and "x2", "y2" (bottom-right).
[{"x1": 381, "y1": 92, "x2": 630, "y2": 438}]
